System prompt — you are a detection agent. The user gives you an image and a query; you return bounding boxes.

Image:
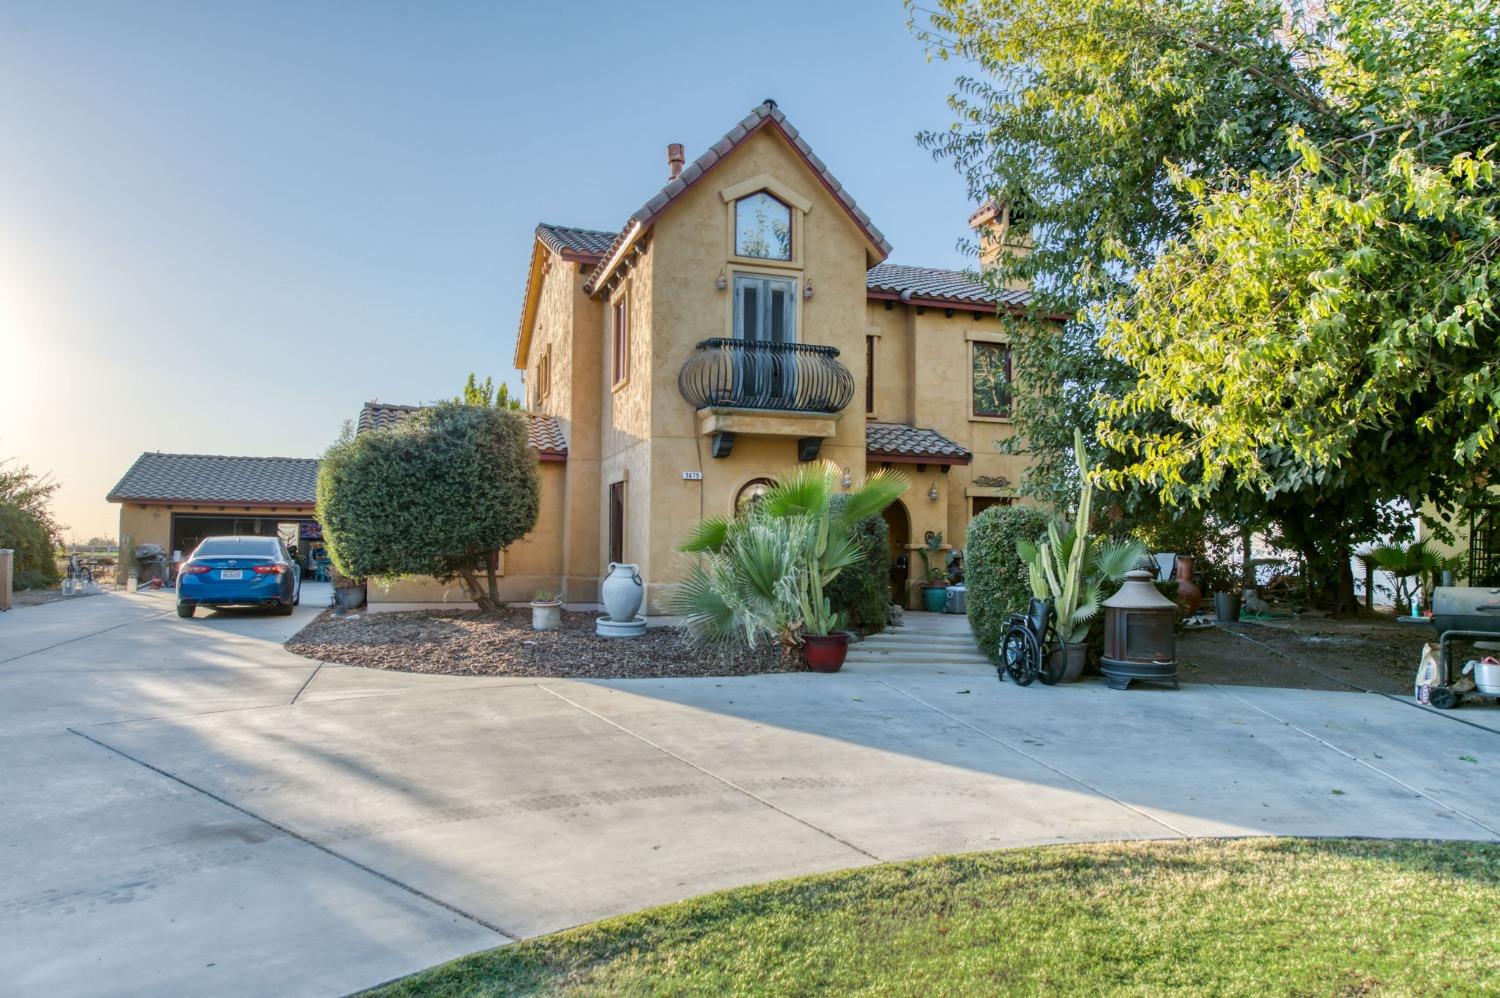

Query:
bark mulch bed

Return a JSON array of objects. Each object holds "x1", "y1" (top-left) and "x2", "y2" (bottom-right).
[{"x1": 286, "y1": 607, "x2": 798, "y2": 679}]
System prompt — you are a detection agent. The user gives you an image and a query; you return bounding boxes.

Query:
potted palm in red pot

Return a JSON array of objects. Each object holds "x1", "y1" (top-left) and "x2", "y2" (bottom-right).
[{"x1": 671, "y1": 463, "x2": 909, "y2": 673}]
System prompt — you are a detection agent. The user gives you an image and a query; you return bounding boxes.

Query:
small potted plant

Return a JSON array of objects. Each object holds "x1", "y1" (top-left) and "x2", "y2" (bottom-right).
[
  {"x1": 531, "y1": 589, "x2": 562, "y2": 631},
  {"x1": 1200, "y1": 557, "x2": 1243, "y2": 624},
  {"x1": 917, "y1": 532, "x2": 950, "y2": 613},
  {"x1": 800, "y1": 601, "x2": 849, "y2": 673}
]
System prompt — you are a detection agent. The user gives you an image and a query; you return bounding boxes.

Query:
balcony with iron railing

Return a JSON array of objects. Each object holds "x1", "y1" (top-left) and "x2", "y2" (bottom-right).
[{"x1": 678, "y1": 338, "x2": 855, "y2": 459}]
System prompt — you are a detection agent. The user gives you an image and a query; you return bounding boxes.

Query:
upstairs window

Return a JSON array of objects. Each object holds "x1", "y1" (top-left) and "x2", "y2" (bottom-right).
[
  {"x1": 536, "y1": 346, "x2": 551, "y2": 405},
  {"x1": 611, "y1": 296, "x2": 629, "y2": 388},
  {"x1": 734, "y1": 191, "x2": 792, "y2": 260},
  {"x1": 971, "y1": 341, "x2": 1011, "y2": 418}
]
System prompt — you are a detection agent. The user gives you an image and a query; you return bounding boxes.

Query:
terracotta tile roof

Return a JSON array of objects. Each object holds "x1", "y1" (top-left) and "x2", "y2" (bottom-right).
[
  {"x1": 535, "y1": 223, "x2": 617, "y2": 260},
  {"x1": 356, "y1": 402, "x2": 568, "y2": 459},
  {"x1": 583, "y1": 100, "x2": 892, "y2": 296},
  {"x1": 107, "y1": 453, "x2": 319, "y2": 506},
  {"x1": 867, "y1": 263, "x2": 1032, "y2": 309},
  {"x1": 865, "y1": 422, "x2": 972, "y2": 464}
]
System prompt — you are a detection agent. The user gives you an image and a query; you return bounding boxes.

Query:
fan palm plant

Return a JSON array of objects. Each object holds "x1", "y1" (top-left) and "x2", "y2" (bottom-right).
[
  {"x1": 1366, "y1": 539, "x2": 1462, "y2": 612},
  {"x1": 671, "y1": 463, "x2": 907, "y2": 647},
  {"x1": 1017, "y1": 429, "x2": 1145, "y2": 644}
]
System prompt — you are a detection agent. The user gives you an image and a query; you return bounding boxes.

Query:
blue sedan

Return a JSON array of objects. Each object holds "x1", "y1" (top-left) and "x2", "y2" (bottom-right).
[{"x1": 177, "y1": 536, "x2": 301, "y2": 618}]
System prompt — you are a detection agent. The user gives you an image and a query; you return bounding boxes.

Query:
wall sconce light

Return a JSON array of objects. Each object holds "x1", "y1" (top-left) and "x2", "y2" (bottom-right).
[
  {"x1": 715, "y1": 269, "x2": 727, "y2": 290},
  {"x1": 841, "y1": 467, "x2": 852, "y2": 490},
  {"x1": 803, "y1": 280, "x2": 815, "y2": 300},
  {"x1": 928, "y1": 483, "x2": 940, "y2": 502}
]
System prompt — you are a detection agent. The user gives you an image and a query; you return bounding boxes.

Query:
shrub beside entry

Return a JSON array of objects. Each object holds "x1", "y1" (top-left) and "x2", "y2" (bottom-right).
[
  {"x1": 824, "y1": 493, "x2": 891, "y2": 636},
  {"x1": 966, "y1": 504, "x2": 1049, "y2": 664}
]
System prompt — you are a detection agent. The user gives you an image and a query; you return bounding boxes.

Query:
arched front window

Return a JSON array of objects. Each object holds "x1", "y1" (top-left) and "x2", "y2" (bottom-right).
[
  {"x1": 735, "y1": 477, "x2": 775, "y2": 515},
  {"x1": 734, "y1": 191, "x2": 792, "y2": 260}
]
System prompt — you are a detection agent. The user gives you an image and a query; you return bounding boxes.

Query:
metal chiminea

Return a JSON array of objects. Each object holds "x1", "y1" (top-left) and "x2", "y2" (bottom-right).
[{"x1": 1101, "y1": 570, "x2": 1178, "y2": 690}]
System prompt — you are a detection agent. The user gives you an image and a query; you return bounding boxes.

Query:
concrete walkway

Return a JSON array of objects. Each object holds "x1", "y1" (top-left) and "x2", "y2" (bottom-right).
[{"x1": 2, "y1": 592, "x2": 1497, "y2": 996}]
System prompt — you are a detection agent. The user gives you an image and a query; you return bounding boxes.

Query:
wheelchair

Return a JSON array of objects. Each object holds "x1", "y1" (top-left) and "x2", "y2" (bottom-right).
[{"x1": 999, "y1": 597, "x2": 1064, "y2": 686}]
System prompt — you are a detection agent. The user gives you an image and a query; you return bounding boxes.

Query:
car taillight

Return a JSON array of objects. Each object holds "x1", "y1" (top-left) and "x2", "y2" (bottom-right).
[
  {"x1": 253, "y1": 564, "x2": 285, "y2": 574},
  {"x1": 180, "y1": 563, "x2": 212, "y2": 575}
]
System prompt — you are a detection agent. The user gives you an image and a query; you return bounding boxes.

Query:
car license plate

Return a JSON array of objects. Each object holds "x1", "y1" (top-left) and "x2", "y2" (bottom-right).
[{"x1": 219, "y1": 569, "x2": 243, "y2": 580}]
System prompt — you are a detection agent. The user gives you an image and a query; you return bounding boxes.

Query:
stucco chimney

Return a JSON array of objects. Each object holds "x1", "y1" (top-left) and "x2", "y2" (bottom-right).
[
  {"x1": 667, "y1": 143, "x2": 685, "y2": 180},
  {"x1": 969, "y1": 199, "x2": 1032, "y2": 288}
]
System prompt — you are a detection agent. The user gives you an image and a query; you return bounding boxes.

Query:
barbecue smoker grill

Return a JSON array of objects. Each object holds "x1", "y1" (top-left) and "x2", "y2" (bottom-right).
[{"x1": 1427, "y1": 586, "x2": 1500, "y2": 708}]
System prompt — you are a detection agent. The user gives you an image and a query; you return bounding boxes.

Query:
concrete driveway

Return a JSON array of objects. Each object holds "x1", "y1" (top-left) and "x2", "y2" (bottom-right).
[{"x1": 2, "y1": 591, "x2": 1497, "y2": 996}]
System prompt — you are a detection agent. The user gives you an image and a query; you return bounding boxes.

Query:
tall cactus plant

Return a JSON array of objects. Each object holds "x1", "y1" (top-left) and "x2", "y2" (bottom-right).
[{"x1": 1019, "y1": 429, "x2": 1144, "y2": 643}]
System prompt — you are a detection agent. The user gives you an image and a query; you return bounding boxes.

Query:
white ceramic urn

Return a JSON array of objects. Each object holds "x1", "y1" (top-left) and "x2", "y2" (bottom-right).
[{"x1": 602, "y1": 562, "x2": 644, "y2": 622}]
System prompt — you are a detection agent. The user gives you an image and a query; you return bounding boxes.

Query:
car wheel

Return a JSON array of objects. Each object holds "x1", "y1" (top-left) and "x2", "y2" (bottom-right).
[
  {"x1": 293, "y1": 584, "x2": 300, "y2": 607},
  {"x1": 275, "y1": 600, "x2": 295, "y2": 616},
  {"x1": 176, "y1": 603, "x2": 195, "y2": 619}
]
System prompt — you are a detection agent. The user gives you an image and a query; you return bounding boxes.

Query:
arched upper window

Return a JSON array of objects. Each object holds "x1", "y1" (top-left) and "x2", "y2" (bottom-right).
[
  {"x1": 735, "y1": 477, "x2": 776, "y2": 515},
  {"x1": 734, "y1": 192, "x2": 792, "y2": 260}
]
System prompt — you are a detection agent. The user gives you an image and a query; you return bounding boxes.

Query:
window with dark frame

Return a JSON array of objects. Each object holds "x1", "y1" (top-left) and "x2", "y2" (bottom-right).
[
  {"x1": 608, "y1": 481, "x2": 625, "y2": 565},
  {"x1": 971, "y1": 341, "x2": 1012, "y2": 418},
  {"x1": 971, "y1": 495, "x2": 1013, "y2": 519},
  {"x1": 612, "y1": 296, "x2": 628, "y2": 387},
  {"x1": 865, "y1": 335, "x2": 876, "y2": 415}
]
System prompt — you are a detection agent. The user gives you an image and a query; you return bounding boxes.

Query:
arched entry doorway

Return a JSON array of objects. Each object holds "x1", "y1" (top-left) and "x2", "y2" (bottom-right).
[{"x1": 882, "y1": 500, "x2": 911, "y2": 607}]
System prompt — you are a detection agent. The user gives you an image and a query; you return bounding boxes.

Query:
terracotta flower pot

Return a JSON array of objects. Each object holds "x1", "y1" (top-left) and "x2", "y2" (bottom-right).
[
  {"x1": 1174, "y1": 556, "x2": 1203, "y2": 614},
  {"x1": 803, "y1": 632, "x2": 850, "y2": 672}
]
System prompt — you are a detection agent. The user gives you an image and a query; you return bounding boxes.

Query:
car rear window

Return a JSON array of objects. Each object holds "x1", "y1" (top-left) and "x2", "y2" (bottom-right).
[{"x1": 195, "y1": 538, "x2": 279, "y2": 557}]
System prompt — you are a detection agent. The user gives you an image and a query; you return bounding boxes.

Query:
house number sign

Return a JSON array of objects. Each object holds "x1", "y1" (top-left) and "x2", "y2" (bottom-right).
[{"x1": 681, "y1": 471, "x2": 703, "y2": 481}]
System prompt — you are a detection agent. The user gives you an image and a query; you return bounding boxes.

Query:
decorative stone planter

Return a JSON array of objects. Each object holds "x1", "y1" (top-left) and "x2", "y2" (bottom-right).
[
  {"x1": 531, "y1": 599, "x2": 562, "y2": 631},
  {"x1": 1045, "y1": 641, "x2": 1089, "y2": 683},
  {"x1": 803, "y1": 632, "x2": 850, "y2": 672},
  {"x1": 597, "y1": 562, "x2": 646, "y2": 638}
]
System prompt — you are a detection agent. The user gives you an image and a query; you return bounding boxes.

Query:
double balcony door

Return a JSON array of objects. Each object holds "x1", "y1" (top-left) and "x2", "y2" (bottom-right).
[{"x1": 733, "y1": 274, "x2": 796, "y2": 407}]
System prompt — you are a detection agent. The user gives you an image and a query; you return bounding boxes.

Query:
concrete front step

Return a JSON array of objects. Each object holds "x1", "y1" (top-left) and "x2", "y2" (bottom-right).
[
  {"x1": 846, "y1": 652, "x2": 993, "y2": 666},
  {"x1": 863, "y1": 629, "x2": 978, "y2": 642},
  {"x1": 861, "y1": 635, "x2": 979, "y2": 648},
  {"x1": 857, "y1": 640, "x2": 983, "y2": 653}
]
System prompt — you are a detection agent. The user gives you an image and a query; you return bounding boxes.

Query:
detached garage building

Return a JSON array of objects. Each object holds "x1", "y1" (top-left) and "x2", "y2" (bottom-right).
[{"x1": 107, "y1": 453, "x2": 320, "y2": 583}]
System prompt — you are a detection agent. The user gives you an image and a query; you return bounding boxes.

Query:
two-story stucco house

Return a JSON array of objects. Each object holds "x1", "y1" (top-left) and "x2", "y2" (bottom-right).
[{"x1": 365, "y1": 100, "x2": 1040, "y2": 613}]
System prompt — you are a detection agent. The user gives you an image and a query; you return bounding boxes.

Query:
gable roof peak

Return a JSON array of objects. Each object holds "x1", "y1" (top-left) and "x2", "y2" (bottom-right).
[{"x1": 582, "y1": 100, "x2": 892, "y2": 296}]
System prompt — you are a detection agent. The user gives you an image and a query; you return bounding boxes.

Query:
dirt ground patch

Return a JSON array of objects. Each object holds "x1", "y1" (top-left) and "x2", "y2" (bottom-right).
[
  {"x1": 1178, "y1": 616, "x2": 1433, "y2": 695},
  {"x1": 286, "y1": 607, "x2": 798, "y2": 679}
]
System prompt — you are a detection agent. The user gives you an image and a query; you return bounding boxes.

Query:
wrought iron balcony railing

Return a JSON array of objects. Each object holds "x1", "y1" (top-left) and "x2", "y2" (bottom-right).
[{"x1": 678, "y1": 338, "x2": 855, "y2": 414}]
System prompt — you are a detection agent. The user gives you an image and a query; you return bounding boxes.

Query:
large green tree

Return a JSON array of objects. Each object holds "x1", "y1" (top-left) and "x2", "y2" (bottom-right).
[
  {"x1": 316, "y1": 404, "x2": 541, "y2": 611},
  {"x1": 916, "y1": 0, "x2": 1500, "y2": 608},
  {"x1": 456, "y1": 373, "x2": 522, "y2": 411},
  {"x1": 0, "y1": 459, "x2": 63, "y2": 590}
]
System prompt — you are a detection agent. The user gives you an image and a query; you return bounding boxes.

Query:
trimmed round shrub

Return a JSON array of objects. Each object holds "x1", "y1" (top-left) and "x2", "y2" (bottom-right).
[
  {"x1": 826, "y1": 493, "x2": 891, "y2": 635},
  {"x1": 316, "y1": 404, "x2": 540, "y2": 610},
  {"x1": 966, "y1": 504, "x2": 1049, "y2": 663}
]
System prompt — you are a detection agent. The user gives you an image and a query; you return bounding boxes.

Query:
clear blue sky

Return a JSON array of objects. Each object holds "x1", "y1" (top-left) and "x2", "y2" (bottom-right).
[{"x1": 0, "y1": 0, "x2": 978, "y2": 539}]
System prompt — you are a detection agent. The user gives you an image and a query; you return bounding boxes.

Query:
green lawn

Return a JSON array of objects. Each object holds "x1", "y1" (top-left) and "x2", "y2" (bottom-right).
[{"x1": 370, "y1": 838, "x2": 1500, "y2": 997}]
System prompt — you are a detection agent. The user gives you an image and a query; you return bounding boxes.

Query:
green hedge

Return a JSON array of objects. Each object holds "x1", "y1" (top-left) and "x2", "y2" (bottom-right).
[
  {"x1": 826, "y1": 494, "x2": 890, "y2": 636},
  {"x1": 0, "y1": 503, "x2": 60, "y2": 590},
  {"x1": 966, "y1": 504, "x2": 1050, "y2": 663}
]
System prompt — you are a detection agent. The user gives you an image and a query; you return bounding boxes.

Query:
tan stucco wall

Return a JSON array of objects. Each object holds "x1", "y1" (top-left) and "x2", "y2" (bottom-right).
[
  {"x1": 630, "y1": 127, "x2": 877, "y2": 612},
  {"x1": 599, "y1": 253, "x2": 657, "y2": 595},
  {"x1": 505, "y1": 128, "x2": 1043, "y2": 613},
  {"x1": 369, "y1": 460, "x2": 568, "y2": 604},
  {"x1": 522, "y1": 249, "x2": 606, "y2": 602}
]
